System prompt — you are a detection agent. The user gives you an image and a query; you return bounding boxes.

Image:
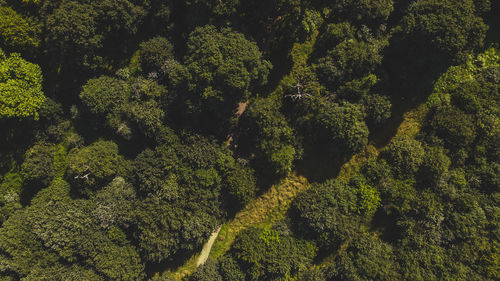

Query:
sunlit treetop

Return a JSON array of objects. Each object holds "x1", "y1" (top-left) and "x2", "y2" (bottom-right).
[{"x1": 0, "y1": 50, "x2": 45, "y2": 119}]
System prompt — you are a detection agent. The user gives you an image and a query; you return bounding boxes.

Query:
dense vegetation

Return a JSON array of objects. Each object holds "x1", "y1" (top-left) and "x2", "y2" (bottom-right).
[{"x1": 0, "y1": 0, "x2": 498, "y2": 280}]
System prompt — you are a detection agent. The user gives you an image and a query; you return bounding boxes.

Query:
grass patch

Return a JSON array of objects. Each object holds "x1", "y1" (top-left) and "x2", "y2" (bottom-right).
[{"x1": 163, "y1": 173, "x2": 311, "y2": 280}]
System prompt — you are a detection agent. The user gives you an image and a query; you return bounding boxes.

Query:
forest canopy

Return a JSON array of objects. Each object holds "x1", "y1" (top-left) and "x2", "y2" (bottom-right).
[{"x1": 0, "y1": 0, "x2": 498, "y2": 280}]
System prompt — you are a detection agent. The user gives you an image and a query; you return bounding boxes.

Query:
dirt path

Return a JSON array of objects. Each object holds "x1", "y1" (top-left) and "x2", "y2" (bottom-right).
[
  {"x1": 196, "y1": 225, "x2": 222, "y2": 266},
  {"x1": 226, "y1": 101, "x2": 248, "y2": 148}
]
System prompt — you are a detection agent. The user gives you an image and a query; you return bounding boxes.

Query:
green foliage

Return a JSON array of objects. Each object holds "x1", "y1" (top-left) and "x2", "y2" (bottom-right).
[
  {"x1": 0, "y1": 170, "x2": 23, "y2": 225},
  {"x1": 381, "y1": 136, "x2": 425, "y2": 177},
  {"x1": 80, "y1": 76, "x2": 130, "y2": 116},
  {"x1": 0, "y1": 51, "x2": 45, "y2": 119},
  {"x1": 292, "y1": 180, "x2": 363, "y2": 248},
  {"x1": 0, "y1": 1, "x2": 498, "y2": 280},
  {"x1": 80, "y1": 75, "x2": 169, "y2": 139},
  {"x1": 402, "y1": 0, "x2": 488, "y2": 61},
  {"x1": 138, "y1": 36, "x2": 175, "y2": 73},
  {"x1": 314, "y1": 38, "x2": 385, "y2": 91},
  {"x1": 429, "y1": 106, "x2": 477, "y2": 150},
  {"x1": 66, "y1": 140, "x2": 130, "y2": 192},
  {"x1": 315, "y1": 101, "x2": 369, "y2": 158},
  {"x1": 417, "y1": 146, "x2": 451, "y2": 186},
  {"x1": 189, "y1": 259, "x2": 222, "y2": 281},
  {"x1": 324, "y1": 0, "x2": 394, "y2": 24},
  {"x1": 185, "y1": 25, "x2": 271, "y2": 101},
  {"x1": 0, "y1": 179, "x2": 145, "y2": 280},
  {"x1": 0, "y1": 5, "x2": 39, "y2": 52},
  {"x1": 315, "y1": 22, "x2": 356, "y2": 54},
  {"x1": 20, "y1": 142, "x2": 56, "y2": 186},
  {"x1": 218, "y1": 255, "x2": 245, "y2": 281},
  {"x1": 351, "y1": 176, "x2": 381, "y2": 215},
  {"x1": 224, "y1": 162, "x2": 257, "y2": 208},
  {"x1": 326, "y1": 232, "x2": 400, "y2": 281},
  {"x1": 239, "y1": 98, "x2": 297, "y2": 177},
  {"x1": 43, "y1": 0, "x2": 146, "y2": 71},
  {"x1": 361, "y1": 93, "x2": 392, "y2": 126},
  {"x1": 230, "y1": 227, "x2": 316, "y2": 281},
  {"x1": 184, "y1": 25, "x2": 271, "y2": 133},
  {"x1": 131, "y1": 134, "x2": 240, "y2": 262}
]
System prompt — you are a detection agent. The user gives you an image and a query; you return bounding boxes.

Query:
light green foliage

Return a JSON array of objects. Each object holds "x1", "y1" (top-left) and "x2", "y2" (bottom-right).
[
  {"x1": 0, "y1": 5, "x2": 39, "y2": 51},
  {"x1": 0, "y1": 52, "x2": 45, "y2": 119},
  {"x1": 354, "y1": 179, "x2": 381, "y2": 216}
]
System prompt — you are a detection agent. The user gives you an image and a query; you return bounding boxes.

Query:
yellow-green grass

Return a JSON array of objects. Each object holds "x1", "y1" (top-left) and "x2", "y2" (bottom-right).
[{"x1": 162, "y1": 173, "x2": 311, "y2": 280}]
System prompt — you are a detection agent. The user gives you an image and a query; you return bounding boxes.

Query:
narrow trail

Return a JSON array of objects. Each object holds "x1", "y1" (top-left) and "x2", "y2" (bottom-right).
[
  {"x1": 163, "y1": 30, "x2": 321, "y2": 281},
  {"x1": 164, "y1": 174, "x2": 310, "y2": 280},
  {"x1": 196, "y1": 225, "x2": 222, "y2": 266}
]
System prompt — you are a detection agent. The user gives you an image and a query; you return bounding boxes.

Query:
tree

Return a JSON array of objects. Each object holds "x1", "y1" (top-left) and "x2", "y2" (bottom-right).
[
  {"x1": 429, "y1": 106, "x2": 477, "y2": 150},
  {"x1": 80, "y1": 75, "x2": 170, "y2": 139},
  {"x1": 417, "y1": 146, "x2": 451, "y2": 187},
  {"x1": 0, "y1": 179, "x2": 145, "y2": 280},
  {"x1": 326, "y1": 232, "x2": 400, "y2": 281},
  {"x1": 184, "y1": 25, "x2": 271, "y2": 134},
  {"x1": 229, "y1": 227, "x2": 316, "y2": 280},
  {"x1": 292, "y1": 180, "x2": 362, "y2": 249},
  {"x1": 0, "y1": 5, "x2": 39, "y2": 52},
  {"x1": 224, "y1": 162, "x2": 258, "y2": 209},
  {"x1": 361, "y1": 93, "x2": 392, "y2": 126},
  {"x1": 314, "y1": 38, "x2": 385, "y2": 92},
  {"x1": 189, "y1": 259, "x2": 222, "y2": 281},
  {"x1": 314, "y1": 101, "x2": 369, "y2": 158},
  {"x1": 80, "y1": 76, "x2": 130, "y2": 116},
  {"x1": 381, "y1": 136, "x2": 425, "y2": 177},
  {"x1": 42, "y1": 0, "x2": 146, "y2": 72},
  {"x1": 239, "y1": 98, "x2": 297, "y2": 177},
  {"x1": 138, "y1": 36, "x2": 175, "y2": 73},
  {"x1": 0, "y1": 51, "x2": 45, "y2": 119},
  {"x1": 66, "y1": 140, "x2": 130, "y2": 193},
  {"x1": 20, "y1": 142, "x2": 56, "y2": 187},
  {"x1": 324, "y1": 0, "x2": 394, "y2": 25},
  {"x1": 401, "y1": 0, "x2": 489, "y2": 62}
]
